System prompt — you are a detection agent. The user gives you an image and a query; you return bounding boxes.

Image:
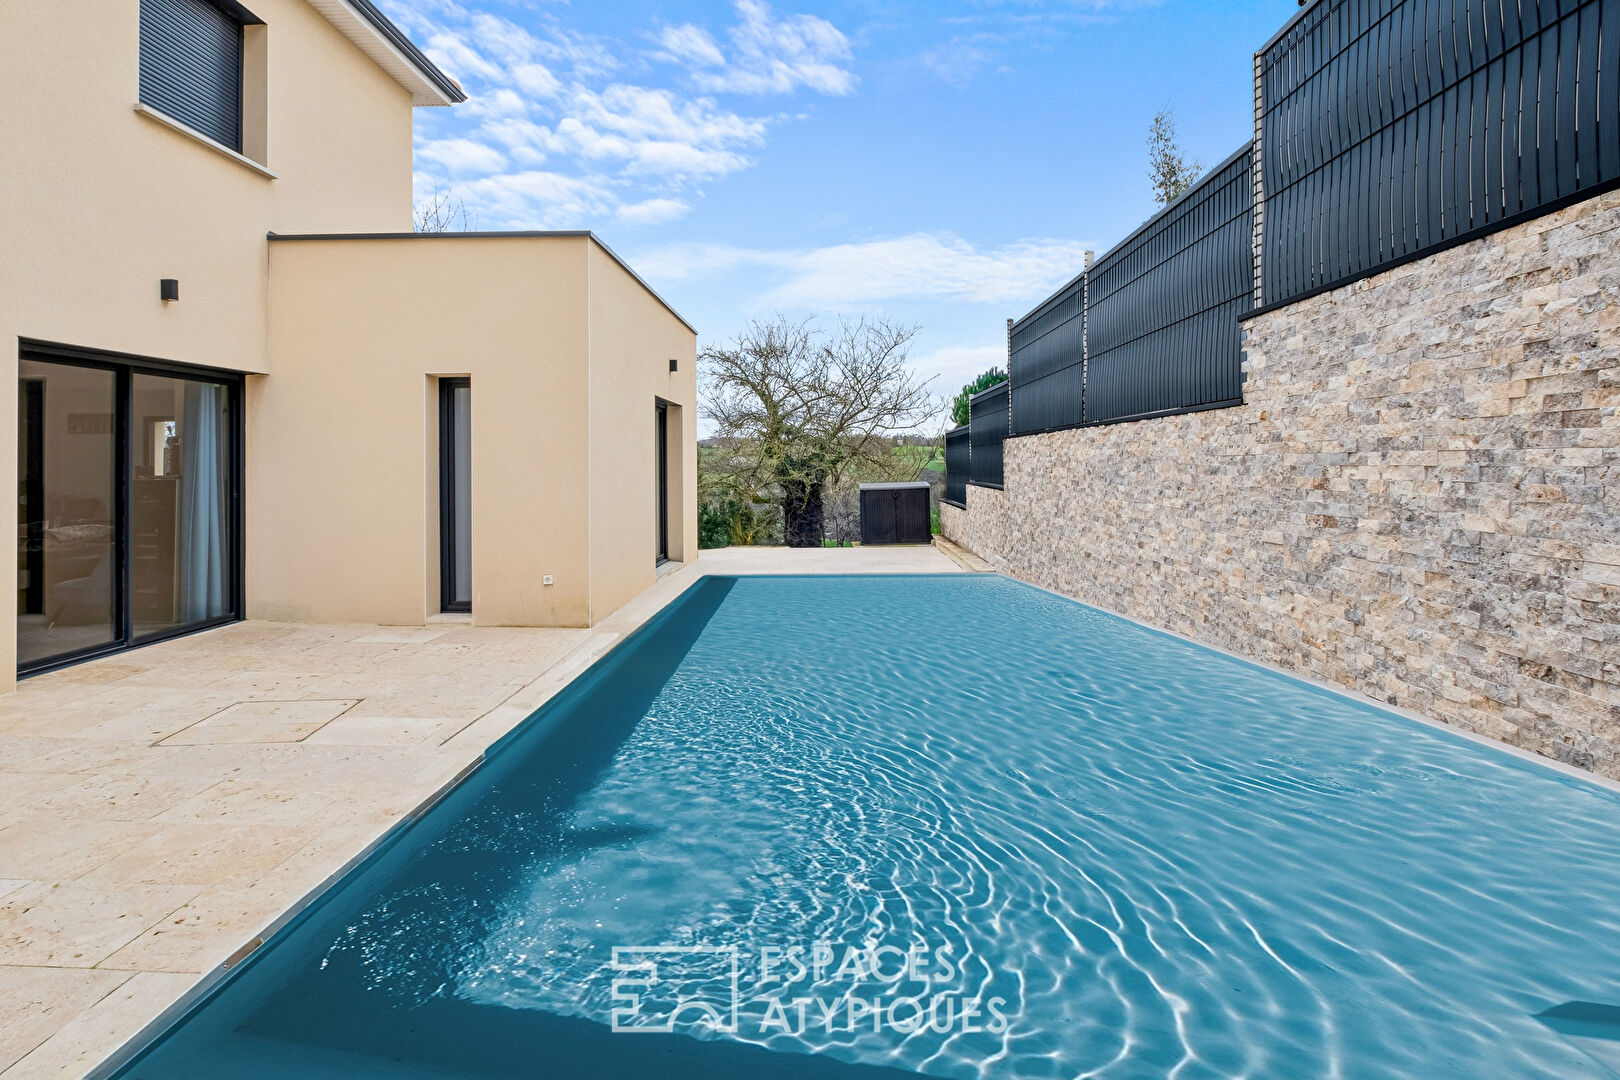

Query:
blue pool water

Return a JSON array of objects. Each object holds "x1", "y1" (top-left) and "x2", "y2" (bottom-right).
[{"x1": 112, "y1": 575, "x2": 1620, "y2": 1079}]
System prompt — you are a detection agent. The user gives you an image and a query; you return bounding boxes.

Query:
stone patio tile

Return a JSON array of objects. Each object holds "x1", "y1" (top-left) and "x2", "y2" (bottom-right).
[
  {"x1": 99, "y1": 884, "x2": 295, "y2": 974},
  {"x1": 321, "y1": 780, "x2": 448, "y2": 829},
  {"x1": 0, "y1": 967, "x2": 131, "y2": 1074},
  {"x1": 0, "y1": 971, "x2": 198, "y2": 1080},
  {"x1": 96, "y1": 743, "x2": 263, "y2": 783},
  {"x1": 81, "y1": 824, "x2": 316, "y2": 888},
  {"x1": 224, "y1": 744, "x2": 452, "y2": 787},
  {"x1": 10, "y1": 773, "x2": 214, "y2": 823},
  {"x1": 158, "y1": 700, "x2": 358, "y2": 745},
  {"x1": 202, "y1": 670, "x2": 333, "y2": 699},
  {"x1": 0, "y1": 881, "x2": 198, "y2": 967},
  {"x1": 0, "y1": 738, "x2": 152, "y2": 776},
  {"x1": 0, "y1": 819, "x2": 160, "y2": 881},
  {"x1": 63, "y1": 700, "x2": 243, "y2": 744},
  {"x1": 154, "y1": 779, "x2": 338, "y2": 828},
  {"x1": 17, "y1": 664, "x2": 146, "y2": 693},
  {"x1": 0, "y1": 775, "x2": 83, "y2": 823},
  {"x1": 0, "y1": 884, "x2": 26, "y2": 903},
  {"x1": 351, "y1": 628, "x2": 450, "y2": 645},
  {"x1": 242, "y1": 823, "x2": 397, "y2": 902},
  {"x1": 339, "y1": 690, "x2": 516, "y2": 721},
  {"x1": 1, "y1": 689, "x2": 241, "y2": 741},
  {"x1": 301, "y1": 714, "x2": 463, "y2": 746}
]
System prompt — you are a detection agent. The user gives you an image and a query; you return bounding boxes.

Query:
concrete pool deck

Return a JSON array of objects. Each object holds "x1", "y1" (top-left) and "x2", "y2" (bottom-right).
[{"x1": 0, "y1": 544, "x2": 966, "y2": 1079}]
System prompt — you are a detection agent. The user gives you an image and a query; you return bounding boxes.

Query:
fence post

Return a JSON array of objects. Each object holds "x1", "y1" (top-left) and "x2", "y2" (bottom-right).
[{"x1": 1081, "y1": 250, "x2": 1093, "y2": 424}]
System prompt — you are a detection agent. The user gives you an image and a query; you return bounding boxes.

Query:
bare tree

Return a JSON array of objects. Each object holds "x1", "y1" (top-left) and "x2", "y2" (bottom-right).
[
  {"x1": 1148, "y1": 108, "x2": 1203, "y2": 206},
  {"x1": 701, "y1": 315, "x2": 935, "y2": 547},
  {"x1": 414, "y1": 186, "x2": 478, "y2": 233}
]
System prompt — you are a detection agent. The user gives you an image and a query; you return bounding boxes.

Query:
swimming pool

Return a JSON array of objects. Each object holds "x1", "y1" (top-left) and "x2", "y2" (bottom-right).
[{"x1": 105, "y1": 575, "x2": 1620, "y2": 1079}]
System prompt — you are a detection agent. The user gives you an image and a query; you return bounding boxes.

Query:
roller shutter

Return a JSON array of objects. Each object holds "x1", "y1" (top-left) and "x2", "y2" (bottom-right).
[{"x1": 139, "y1": 0, "x2": 244, "y2": 151}]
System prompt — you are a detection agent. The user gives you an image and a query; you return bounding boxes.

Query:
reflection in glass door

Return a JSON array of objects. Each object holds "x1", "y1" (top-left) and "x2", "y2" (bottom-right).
[
  {"x1": 439, "y1": 379, "x2": 471, "y2": 613},
  {"x1": 16, "y1": 349, "x2": 240, "y2": 675},
  {"x1": 16, "y1": 360, "x2": 120, "y2": 667},
  {"x1": 131, "y1": 373, "x2": 232, "y2": 638}
]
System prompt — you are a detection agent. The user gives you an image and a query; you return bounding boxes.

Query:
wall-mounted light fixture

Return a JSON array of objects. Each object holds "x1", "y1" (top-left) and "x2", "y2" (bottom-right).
[
  {"x1": 669, "y1": 358, "x2": 678, "y2": 372},
  {"x1": 160, "y1": 279, "x2": 180, "y2": 303}
]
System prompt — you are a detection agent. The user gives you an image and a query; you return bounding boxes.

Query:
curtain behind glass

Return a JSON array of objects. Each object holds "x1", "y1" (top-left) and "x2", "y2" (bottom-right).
[{"x1": 178, "y1": 381, "x2": 229, "y2": 623}]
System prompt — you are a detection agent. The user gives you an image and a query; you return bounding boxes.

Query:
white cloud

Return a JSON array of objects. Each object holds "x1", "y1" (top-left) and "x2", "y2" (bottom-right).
[
  {"x1": 909, "y1": 344, "x2": 1009, "y2": 392},
  {"x1": 617, "y1": 197, "x2": 692, "y2": 226},
  {"x1": 375, "y1": 0, "x2": 841, "y2": 229},
  {"x1": 554, "y1": 84, "x2": 768, "y2": 179},
  {"x1": 657, "y1": 24, "x2": 727, "y2": 69},
  {"x1": 658, "y1": 0, "x2": 855, "y2": 96},
  {"x1": 638, "y1": 233, "x2": 1093, "y2": 308},
  {"x1": 418, "y1": 136, "x2": 509, "y2": 174},
  {"x1": 448, "y1": 171, "x2": 617, "y2": 229}
]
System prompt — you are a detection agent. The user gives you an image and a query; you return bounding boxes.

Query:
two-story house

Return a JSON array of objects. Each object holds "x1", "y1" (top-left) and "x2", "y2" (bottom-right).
[{"x1": 2, "y1": 0, "x2": 698, "y2": 686}]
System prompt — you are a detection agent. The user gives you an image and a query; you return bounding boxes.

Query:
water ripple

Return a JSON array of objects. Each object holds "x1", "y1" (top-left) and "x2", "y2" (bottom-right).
[{"x1": 172, "y1": 576, "x2": 1620, "y2": 1078}]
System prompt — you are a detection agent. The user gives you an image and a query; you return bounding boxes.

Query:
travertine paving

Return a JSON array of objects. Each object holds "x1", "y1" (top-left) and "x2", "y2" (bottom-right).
[{"x1": 0, "y1": 544, "x2": 962, "y2": 1078}]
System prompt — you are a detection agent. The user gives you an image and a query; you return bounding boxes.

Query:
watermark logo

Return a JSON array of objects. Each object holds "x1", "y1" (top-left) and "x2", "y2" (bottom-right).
[
  {"x1": 607, "y1": 942, "x2": 1009, "y2": 1038},
  {"x1": 610, "y1": 945, "x2": 740, "y2": 1034}
]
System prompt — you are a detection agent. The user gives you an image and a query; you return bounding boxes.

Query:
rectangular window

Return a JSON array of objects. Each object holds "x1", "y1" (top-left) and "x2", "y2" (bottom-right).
[
  {"x1": 439, "y1": 379, "x2": 472, "y2": 613},
  {"x1": 139, "y1": 0, "x2": 248, "y2": 151},
  {"x1": 655, "y1": 402, "x2": 669, "y2": 564},
  {"x1": 17, "y1": 346, "x2": 241, "y2": 675}
]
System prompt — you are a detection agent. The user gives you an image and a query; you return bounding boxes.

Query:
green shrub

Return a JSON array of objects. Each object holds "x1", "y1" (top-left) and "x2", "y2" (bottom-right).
[
  {"x1": 698, "y1": 501, "x2": 732, "y2": 549},
  {"x1": 950, "y1": 367, "x2": 1008, "y2": 427}
]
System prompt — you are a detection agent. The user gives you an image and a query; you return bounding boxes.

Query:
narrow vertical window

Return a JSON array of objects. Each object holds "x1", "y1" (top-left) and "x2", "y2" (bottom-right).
[
  {"x1": 655, "y1": 402, "x2": 670, "y2": 564},
  {"x1": 440, "y1": 380, "x2": 472, "y2": 612}
]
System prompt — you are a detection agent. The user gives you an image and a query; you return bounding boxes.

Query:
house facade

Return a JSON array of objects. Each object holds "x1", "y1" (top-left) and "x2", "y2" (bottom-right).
[{"x1": 2, "y1": 0, "x2": 697, "y2": 687}]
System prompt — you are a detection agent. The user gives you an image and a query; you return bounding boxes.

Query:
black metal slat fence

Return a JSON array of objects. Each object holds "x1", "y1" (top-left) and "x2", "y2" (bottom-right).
[
  {"x1": 943, "y1": 426, "x2": 970, "y2": 507},
  {"x1": 1007, "y1": 274, "x2": 1085, "y2": 435},
  {"x1": 946, "y1": 0, "x2": 1619, "y2": 504},
  {"x1": 1259, "y1": 0, "x2": 1620, "y2": 308},
  {"x1": 1006, "y1": 145, "x2": 1255, "y2": 435},
  {"x1": 968, "y1": 383, "x2": 1009, "y2": 488},
  {"x1": 1085, "y1": 146, "x2": 1255, "y2": 425}
]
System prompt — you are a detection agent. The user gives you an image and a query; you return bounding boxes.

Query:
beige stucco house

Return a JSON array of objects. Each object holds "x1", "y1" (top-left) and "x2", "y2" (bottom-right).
[{"x1": 1, "y1": 0, "x2": 698, "y2": 689}]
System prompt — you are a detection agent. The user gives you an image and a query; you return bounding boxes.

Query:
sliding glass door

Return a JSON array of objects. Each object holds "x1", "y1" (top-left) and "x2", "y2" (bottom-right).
[
  {"x1": 131, "y1": 373, "x2": 233, "y2": 637},
  {"x1": 16, "y1": 361, "x2": 119, "y2": 667},
  {"x1": 16, "y1": 347, "x2": 240, "y2": 674}
]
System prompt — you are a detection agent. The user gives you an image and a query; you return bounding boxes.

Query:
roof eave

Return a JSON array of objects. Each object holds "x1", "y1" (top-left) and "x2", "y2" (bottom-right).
[{"x1": 305, "y1": 0, "x2": 466, "y2": 106}]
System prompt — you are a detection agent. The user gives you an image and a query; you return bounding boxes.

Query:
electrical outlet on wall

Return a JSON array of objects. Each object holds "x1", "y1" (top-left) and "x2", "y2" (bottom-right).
[{"x1": 542, "y1": 575, "x2": 554, "y2": 586}]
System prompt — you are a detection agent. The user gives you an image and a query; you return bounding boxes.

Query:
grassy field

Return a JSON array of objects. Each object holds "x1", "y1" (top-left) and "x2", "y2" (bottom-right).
[{"x1": 894, "y1": 444, "x2": 944, "y2": 474}]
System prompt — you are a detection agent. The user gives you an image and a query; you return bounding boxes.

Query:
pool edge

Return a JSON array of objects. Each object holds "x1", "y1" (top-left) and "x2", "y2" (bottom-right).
[{"x1": 83, "y1": 573, "x2": 728, "y2": 1080}]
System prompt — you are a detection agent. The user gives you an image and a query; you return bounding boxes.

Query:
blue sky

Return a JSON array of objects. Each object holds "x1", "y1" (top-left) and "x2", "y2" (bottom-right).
[{"x1": 375, "y1": 0, "x2": 1299, "y2": 407}]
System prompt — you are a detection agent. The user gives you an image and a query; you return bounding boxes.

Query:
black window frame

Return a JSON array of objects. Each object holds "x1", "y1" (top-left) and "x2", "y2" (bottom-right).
[
  {"x1": 438, "y1": 378, "x2": 472, "y2": 614},
  {"x1": 17, "y1": 339, "x2": 245, "y2": 678},
  {"x1": 655, "y1": 401, "x2": 670, "y2": 565}
]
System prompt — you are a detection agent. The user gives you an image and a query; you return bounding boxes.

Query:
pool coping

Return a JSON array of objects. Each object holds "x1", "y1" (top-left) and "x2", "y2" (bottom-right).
[{"x1": 82, "y1": 573, "x2": 722, "y2": 1079}]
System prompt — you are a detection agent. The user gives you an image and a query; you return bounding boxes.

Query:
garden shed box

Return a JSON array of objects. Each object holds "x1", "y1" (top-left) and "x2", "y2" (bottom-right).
[{"x1": 859, "y1": 483, "x2": 931, "y2": 545}]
